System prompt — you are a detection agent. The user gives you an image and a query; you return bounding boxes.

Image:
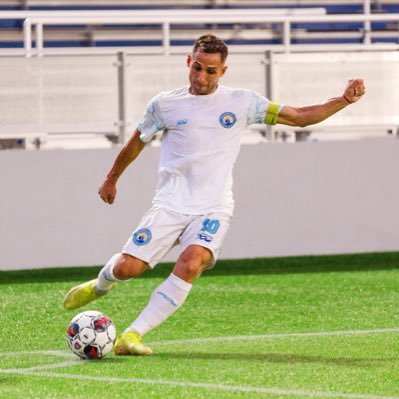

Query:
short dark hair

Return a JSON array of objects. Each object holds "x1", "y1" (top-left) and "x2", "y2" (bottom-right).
[{"x1": 192, "y1": 34, "x2": 228, "y2": 63}]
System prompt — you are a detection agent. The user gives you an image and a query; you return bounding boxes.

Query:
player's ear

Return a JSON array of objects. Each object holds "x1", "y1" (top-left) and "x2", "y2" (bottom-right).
[
  {"x1": 187, "y1": 54, "x2": 192, "y2": 68},
  {"x1": 220, "y1": 65, "x2": 228, "y2": 76}
]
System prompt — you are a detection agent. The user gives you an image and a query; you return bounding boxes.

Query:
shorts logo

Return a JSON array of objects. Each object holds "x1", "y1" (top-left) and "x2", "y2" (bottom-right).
[
  {"x1": 132, "y1": 228, "x2": 152, "y2": 246},
  {"x1": 198, "y1": 233, "x2": 213, "y2": 242},
  {"x1": 197, "y1": 218, "x2": 220, "y2": 243},
  {"x1": 219, "y1": 112, "x2": 237, "y2": 129}
]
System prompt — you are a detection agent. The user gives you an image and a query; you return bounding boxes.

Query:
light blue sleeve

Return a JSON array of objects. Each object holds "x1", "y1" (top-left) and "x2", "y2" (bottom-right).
[
  {"x1": 246, "y1": 90, "x2": 270, "y2": 126},
  {"x1": 138, "y1": 94, "x2": 166, "y2": 143}
]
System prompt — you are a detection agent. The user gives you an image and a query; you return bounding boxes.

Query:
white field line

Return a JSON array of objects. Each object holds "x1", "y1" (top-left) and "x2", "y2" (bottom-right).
[
  {"x1": 1, "y1": 328, "x2": 397, "y2": 360},
  {"x1": 0, "y1": 349, "x2": 82, "y2": 373},
  {"x1": 1, "y1": 327, "x2": 398, "y2": 364},
  {"x1": 1, "y1": 328, "x2": 398, "y2": 399},
  {"x1": 3, "y1": 360, "x2": 83, "y2": 373},
  {"x1": 1, "y1": 369, "x2": 398, "y2": 399},
  {"x1": 148, "y1": 327, "x2": 399, "y2": 346},
  {"x1": 0, "y1": 350, "x2": 74, "y2": 358}
]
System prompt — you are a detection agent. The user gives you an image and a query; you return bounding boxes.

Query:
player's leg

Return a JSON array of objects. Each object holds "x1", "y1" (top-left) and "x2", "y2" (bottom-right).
[
  {"x1": 63, "y1": 205, "x2": 174, "y2": 311},
  {"x1": 96, "y1": 252, "x2": 149, "y2": 291},
  {"x1": 113, "y1": 207, "x2": 189, "y2": 355},
  {"x1": 172, "y1": 244, "x2": 214, "y2": 282},
  {"x1": 63, "y1": 254, "x2": 148, "y2": 310},
  {"x1": 115, "y1": 245, "x2": 210, "y2": 356},
  {"x1": 123, "y1": 244, "x2": 211, "y2": 332},
  {"x1": 118, "y1": 213, "x2": 231, "y2": 355},
  {"x1": 63, "y1": 252, "x2": 154, "y2": 356}
]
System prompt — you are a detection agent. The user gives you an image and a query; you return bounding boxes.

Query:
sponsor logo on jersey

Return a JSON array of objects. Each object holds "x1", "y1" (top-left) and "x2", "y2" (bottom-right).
[
  {"x1": 219, "y1": 112, "x2": 237, "y2": 129},
  {"x1": 133, "y1": 228, "x2": 152, "y2": 246},
  {"x1": 176, "y1": 118, "x2": 188, "y2": 126}
]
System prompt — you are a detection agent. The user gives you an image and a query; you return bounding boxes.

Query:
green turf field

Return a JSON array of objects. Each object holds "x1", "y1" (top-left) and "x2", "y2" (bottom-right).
[{"x1": 0, "y1": 252, "x2": 398, "y2": 399}]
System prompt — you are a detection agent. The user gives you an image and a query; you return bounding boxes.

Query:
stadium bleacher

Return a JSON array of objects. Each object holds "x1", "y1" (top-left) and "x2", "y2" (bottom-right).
[
  {"x1": 1, "y1": 1, "x2": 398, "y2": 150},
  {"x1": 0, "y1": 1, "x2": 398, "y2": 49}
]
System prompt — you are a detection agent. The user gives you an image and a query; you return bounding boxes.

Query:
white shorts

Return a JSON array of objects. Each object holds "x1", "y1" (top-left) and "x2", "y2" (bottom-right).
[{"x1": 122, "y1": 206, "x2": 232, "y2": 268}]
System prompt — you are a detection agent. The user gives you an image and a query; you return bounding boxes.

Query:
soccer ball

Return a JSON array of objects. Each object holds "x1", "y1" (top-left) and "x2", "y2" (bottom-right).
[{"x1": 66, "y1": 310, "x2": 116, "y2": 359}]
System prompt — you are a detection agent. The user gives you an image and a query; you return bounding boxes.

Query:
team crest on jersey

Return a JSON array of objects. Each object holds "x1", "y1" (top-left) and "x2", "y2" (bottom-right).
[
  {"x1": 219, "y1": 112, "x2": 237, "y2": 129},
  {"x1": 133, "y1": 228, "x2": 152, "y2": 246}
]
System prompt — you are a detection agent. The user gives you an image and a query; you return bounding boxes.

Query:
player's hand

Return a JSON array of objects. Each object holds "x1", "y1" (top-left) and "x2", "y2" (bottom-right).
[
  {"x1": 343, "y1": 78, "x2": 365, "y2": 104},
  {"x1": 98, "y1": 179, "x2": 117, "y2": 204}
]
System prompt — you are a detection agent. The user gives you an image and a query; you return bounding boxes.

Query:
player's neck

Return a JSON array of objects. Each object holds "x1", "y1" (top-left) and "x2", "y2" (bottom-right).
[{"x1": 188, "y1": 84, "x2": 219, "y2": 96}]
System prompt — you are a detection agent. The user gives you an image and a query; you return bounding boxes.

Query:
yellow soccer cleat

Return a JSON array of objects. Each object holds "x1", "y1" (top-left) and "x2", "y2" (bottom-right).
[
  {"x1": 114, "y1": 331, "x2": 153, "y2": 356},
  {"x1": 63, "y1": 279, "x2": 115, "y2": 310}
]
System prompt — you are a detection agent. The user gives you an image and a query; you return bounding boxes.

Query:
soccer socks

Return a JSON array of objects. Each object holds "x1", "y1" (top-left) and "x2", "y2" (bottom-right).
[
  {"x1": 95, "y1": 253, "x2": 125, "y2": 293},
  {"x1": 126, "y1": 273, "x2": 192, "y2": 336},
  {"x1": 96, "y1": 260, "x2": 193, "y2": 336}
]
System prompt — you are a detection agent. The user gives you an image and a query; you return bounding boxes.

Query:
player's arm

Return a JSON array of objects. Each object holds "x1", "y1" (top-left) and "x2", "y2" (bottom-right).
[
  {"x1": 98, "y1": 128, "x2": 145, "y2": 204},
  {"x1": 273, "y1": 78, "x2": 365, "y2": 127}
]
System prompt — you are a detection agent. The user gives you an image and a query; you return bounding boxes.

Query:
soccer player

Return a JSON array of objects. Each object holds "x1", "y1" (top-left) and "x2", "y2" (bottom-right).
[{"x1": 63, "y1": 34, "x2": 365, "y2": 356}]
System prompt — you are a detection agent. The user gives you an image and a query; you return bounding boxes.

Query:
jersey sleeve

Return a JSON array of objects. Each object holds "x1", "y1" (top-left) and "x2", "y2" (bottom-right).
[
  {"x1": 246, "y1": 90, "x2": 283, "y2": 126},
  {"x1": 138, "y1": 94, "x2": 166, "y2": 143}
]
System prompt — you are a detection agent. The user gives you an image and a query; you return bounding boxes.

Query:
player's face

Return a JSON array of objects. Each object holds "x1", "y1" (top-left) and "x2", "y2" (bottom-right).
[{"x1": 187, "y1": 51, "x2": 227, "y2": 95}]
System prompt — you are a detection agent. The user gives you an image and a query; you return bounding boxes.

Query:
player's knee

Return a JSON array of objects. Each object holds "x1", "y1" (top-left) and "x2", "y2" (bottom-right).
[
  {"x1": 181, "y1": 261, "x2": 202, "y2": 279},
  {"x1": 175, "y1": 245, "x2": 213, "y2": 281},
  {"x1": 113, "y1": 254, "x2": 149, "y2": 280}
]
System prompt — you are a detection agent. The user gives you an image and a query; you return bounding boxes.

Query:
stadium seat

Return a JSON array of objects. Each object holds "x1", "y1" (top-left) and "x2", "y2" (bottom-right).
[{"x1": 1, "y1": 1, "x2": 399, "y2": 49}]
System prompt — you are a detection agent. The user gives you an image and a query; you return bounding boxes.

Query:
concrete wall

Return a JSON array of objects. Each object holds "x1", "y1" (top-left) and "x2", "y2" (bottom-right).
[{"x1": 1, "y1": 138, "x2": 399, "y2": 270}]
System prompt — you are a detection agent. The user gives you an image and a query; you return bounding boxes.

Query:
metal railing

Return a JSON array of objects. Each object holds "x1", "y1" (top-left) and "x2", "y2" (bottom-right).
[
  {"x1": 1, "y1": 48, "x2": 398, "y2": 149},
  {"x1": 2, "y1": 8, "x2": 399, "y2": 57},
  {"x1": 0, "y1": 7, "x2": 326, "y2": 53},
  {"x1": 22, "y1": 12, "x2": 399, "y2": 57},
  {"x1": 1, "y1": 8, "x2": 327, "y2": 57}
]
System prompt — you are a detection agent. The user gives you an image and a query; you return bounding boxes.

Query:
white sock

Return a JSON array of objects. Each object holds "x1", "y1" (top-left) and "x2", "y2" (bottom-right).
[
  {"x1": 95, "y1": 253, "x2": 124, "y2": 293},
  {"x1": 125, "y1": 273, "x2": 192, "y2": 336}
]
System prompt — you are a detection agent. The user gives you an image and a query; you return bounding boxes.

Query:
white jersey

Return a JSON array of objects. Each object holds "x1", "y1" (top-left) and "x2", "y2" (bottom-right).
[{"x1": 138, "y1": 85, "x2": 272, "y2": 216}]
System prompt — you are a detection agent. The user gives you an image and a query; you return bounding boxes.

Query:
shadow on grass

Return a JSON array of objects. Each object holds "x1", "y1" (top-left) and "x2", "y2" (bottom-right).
[
  {"x1": 156, "y1": 351, "x2": 396, "y2": 367},
  {"x1": 1, "y1": 252, "x2": 399, "y2": 284}
]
